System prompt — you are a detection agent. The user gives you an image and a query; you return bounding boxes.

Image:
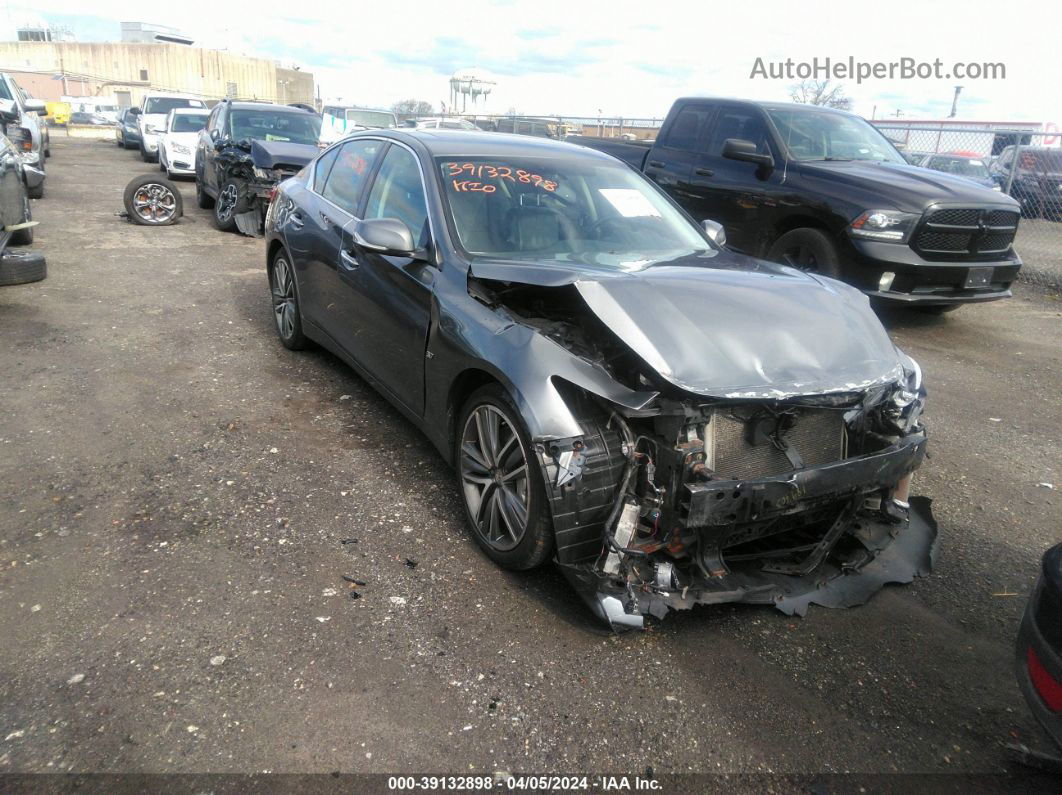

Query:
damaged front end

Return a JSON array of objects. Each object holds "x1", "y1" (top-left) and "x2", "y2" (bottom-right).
[
  {"x1": 217, "y1": 139, "x2": 316, "y2": 236},
  {"x1": 472, "y1": 263, "x2": 937, "y2": 630}
]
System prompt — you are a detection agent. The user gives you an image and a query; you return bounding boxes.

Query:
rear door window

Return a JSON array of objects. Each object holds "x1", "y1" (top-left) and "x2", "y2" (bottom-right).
[
  {"x1": 662, "y1": 104, "x2": 712, "y2": 151},
  {"x1": 313, "y1": 146, "x2": 341, "y2": 193},
  {"x1": 320, "y1": 139, "x2": 383, "y2": 214}
]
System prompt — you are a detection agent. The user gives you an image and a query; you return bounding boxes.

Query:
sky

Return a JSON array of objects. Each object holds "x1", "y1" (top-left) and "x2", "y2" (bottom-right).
[{"x1": 3, "y1": 0, "x2": 1058, "y2": 125}]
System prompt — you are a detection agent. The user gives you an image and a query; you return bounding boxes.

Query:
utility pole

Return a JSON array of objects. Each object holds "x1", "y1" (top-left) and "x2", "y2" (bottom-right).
[{"x1": 948, "y1": 85, "x2": 963, "y2": 118}]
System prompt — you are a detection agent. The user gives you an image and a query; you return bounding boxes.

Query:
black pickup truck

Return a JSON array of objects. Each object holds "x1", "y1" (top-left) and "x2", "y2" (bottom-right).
[{"x1": 573, "y1": 98, "x2": 1023, "y2": 312}]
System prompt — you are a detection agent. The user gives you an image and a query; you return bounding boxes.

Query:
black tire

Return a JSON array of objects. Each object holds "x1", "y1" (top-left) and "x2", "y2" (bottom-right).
[
  {"x1": 0, "y1": 249, "x2": 46, "y2": 286},
  {"x1": 766, "y1": 228, "x2": 842, "y2": 278},
  {"x1": 116, "y1": 134, "x2": 124, "y2": 147},
  {"x1": 455, "y1": 385, "x2": 554, "y2": 571},
  {"x1": 269, "y1": 249, "x2": 308, "y2": 350},
  {"x1": 195, "y1": 173, "x2": 214, "y2": 209},
  {"x1": 158, "y1": 159, "x2": 166, "y2": 173},
  {"x1": 10, "y1": 193, "x2": 33, "y2": 245},
  {"x1": 27, "y1": 180, "x2": 43, "y2": 200},
  {"x1": 123, "y1": 174, "x2": 183, "y2": 226},
  {"x1": 124, "y1": 138, "x2": 137, "y2": 150},
  {"x1": 140, "y1": 142, "x2": 157, "y2": 163},
  {"x1": 213, "y1": 178, "x2": 244, "y2": 232},
  {"x1": 915, "y1": 304, "x2": 963, "y2": 315}
]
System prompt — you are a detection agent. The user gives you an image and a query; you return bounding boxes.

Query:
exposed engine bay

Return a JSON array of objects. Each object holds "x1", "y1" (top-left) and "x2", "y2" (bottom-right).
[{"x1": 474, "y1": 275, "x2": 937, "y2": 630}]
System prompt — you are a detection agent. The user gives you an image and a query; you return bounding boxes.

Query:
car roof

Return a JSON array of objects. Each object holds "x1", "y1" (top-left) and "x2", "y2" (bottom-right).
[
  {"x1": 361, "y1": 129, "x2": 617, "y2": 161},
  {"x1": 674, "y1": 96, "x2": 859, "y2": 118},
  {"x1": 226, "y1": 101, "x2": 312, "y2": 114}
]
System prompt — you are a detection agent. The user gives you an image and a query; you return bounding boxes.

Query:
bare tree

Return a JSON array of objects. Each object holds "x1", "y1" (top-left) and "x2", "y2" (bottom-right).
[
  {"x1": 789, "y1": 80, "x2": 853, "y2": 111},
  {"x1": 391, "y1": 99, "x2": 434, "y2": 117}
]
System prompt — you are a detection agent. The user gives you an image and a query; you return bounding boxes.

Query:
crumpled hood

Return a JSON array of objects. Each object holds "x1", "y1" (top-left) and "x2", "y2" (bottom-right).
[
  {"x1": 472, "y1": 253, "x2": 905, "y2": 398},
  {"x1": 249, "y1": 139, "x2": 319, "y2": 170}
]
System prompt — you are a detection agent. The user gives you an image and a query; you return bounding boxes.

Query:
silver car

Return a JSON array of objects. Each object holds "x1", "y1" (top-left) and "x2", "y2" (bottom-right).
[{"x1": 0, "y1": 73, "x2": 48, "y2": 199}]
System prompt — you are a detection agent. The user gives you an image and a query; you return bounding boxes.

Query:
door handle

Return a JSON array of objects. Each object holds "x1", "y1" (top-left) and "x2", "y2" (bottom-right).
[
  {"x1": 289, "y1": 211, "x2": 304, "y2": 229},
  {"x1": 695, "y1": 167, "x2": 714, "y2": 177},
  {"x1": 648, "y1": 160, "x2": 665, "y2": 168},
  {"x1": 339, "y1": 249, "x2": 359, "y2": 271}
]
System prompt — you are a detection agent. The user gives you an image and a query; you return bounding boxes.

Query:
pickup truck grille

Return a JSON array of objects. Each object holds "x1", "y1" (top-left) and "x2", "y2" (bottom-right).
[{"x1": 912, "y1": 207, "x2": 1019, "y2": 260}]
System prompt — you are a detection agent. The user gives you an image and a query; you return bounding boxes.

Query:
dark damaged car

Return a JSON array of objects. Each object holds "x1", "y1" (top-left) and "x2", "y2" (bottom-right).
[
  {"x1": 196, "y1": 100, "x2": 322, "y2": 235},
  {"x1": 265, "y1": 130, "x2": 937, "y2": 629}
]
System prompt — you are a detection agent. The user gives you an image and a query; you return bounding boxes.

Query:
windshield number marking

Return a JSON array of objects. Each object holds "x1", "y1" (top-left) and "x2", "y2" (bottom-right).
[{"x1": 444, "y1": 162, "x2": 557, "y2": 192}]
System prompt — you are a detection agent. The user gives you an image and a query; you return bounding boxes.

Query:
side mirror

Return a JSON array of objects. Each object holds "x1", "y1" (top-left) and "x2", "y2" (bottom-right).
[
  {"x1": 24, "y1": 98, "x2": 46, "y2": 113},
  {"x1": 353, "y1": 218, "x2": 416, "y2": 256},
  {"x1": 0, "y1": 98, "x2": 16, "y2": 121},
  {"x1": 701, "y1": 219, "x2": 727, "y2": 247},
  {"x1": 722, "y1": 138, "x2": 775, "y2": 169},
  {"x1": 127, "y1": 107, "x2": 141, "y2": 116}
]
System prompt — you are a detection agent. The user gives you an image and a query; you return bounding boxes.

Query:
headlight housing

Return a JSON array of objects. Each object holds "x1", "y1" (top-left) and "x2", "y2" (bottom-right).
[
  {"x1": 253, "y1": 166, "x2": 281, "y2": 181},
  {"x1": 170, "y1": 142, "x2": 191, "y2": 155},
  {"x1": 885, "y1": 353, "x2": 926, "y2": 434},
  {"x1": 144, "y1": 123, "x2": 157, "y2": 134},
  {"x1": 849, "y1": 209, "x2": 920, "y2": 243}
]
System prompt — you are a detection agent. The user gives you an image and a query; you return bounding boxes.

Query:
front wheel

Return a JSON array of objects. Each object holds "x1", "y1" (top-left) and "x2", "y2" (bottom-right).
[
  {"x1": 269, "y1": 251, "x2": 308, "y2": 350},
  {"x1": 766, "y1": 228, "x2": 841, "y2": 279},
  {"x1": 213, "y1": 178, "x2": 243, "y2": 232},
  {"x1": 455, "y1": 386, "x2": 554, "y2": 570},
  {"x1": 123, "y1": 174, "x2": 183, "y2": 226}
]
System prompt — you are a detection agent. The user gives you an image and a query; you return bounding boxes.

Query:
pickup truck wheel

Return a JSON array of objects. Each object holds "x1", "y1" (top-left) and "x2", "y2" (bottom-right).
[
  {"x1": 0, "y1": 250, "x2": 46, "y2": 286},
  {"x1": 767, "y1": 229, "x2": 841, "y2": 278},
  {"x1": 456, "y1": 385, "x2": 554, "y2": 571}
]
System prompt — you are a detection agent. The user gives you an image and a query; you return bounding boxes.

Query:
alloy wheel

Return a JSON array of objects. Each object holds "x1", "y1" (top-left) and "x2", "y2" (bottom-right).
[
  {"x1": 781, "y1": 244, "x2": 818, "y2": 271},
  {"x1": 271, "y1": 256, "x2": 297, "y2": 340},
  {"x1": 459, "y1": 405, "x2": 531, "y2": 552},
  {"x1": 130, "y1": 182, "x2": 178, "y2": 224},
  {"x1": 217, "y1": 183, "x2": 238, "y2": 221}
]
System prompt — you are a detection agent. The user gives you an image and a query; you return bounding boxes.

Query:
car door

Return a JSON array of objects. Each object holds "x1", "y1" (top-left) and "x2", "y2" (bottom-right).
[
  {"x1": 289, "y1": 138, "x2": 383, "y2": 342},
  {"x1": 337, "y1": 142, "x2": 434, "y2": 416},
  {"x1": 644, "y1": 101, "x2": 714, "y2": 205},
  {"x1": 684, "y1": 103, "x2": 781, "y2": 254}
]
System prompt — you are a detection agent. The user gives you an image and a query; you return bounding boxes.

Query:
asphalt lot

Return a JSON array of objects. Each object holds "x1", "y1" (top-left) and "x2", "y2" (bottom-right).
[{"x1": 1, "y1": 135, "x2": 1060, "y2": 780}]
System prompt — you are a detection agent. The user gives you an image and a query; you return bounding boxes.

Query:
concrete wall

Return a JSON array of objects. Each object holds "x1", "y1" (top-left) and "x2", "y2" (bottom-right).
[{"x1": 0, "y1": 41, "x2": 315, "y2": 106}]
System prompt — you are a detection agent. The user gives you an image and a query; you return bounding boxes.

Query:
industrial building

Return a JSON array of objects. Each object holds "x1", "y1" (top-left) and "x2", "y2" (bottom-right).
[{"x1": 0, "y1": 39, "x2": 314, "y2": 108}]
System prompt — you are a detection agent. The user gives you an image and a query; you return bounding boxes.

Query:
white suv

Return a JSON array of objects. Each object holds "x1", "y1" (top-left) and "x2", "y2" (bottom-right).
[{"x1": 130, "y1": 94, "x2": 207, "y2": 162}]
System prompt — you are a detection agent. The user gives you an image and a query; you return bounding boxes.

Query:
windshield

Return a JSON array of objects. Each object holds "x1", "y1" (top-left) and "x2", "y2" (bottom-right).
[
  {"x1": 766, "y1": 108, "x2": 905, "y2": 163},
  {"x1": 345, "y1": 109, "x2": 396, "y2": 128},
  {"x1": 437, "y1": 156, "x2": 710, "y2": 269},
  {"x1": 1019, "y1": 150, "x2": 1062, "y2": 172},
  {"x1": 926, "y1": 156, "x2": 990, "y2": 178},
  {"x1": 145, "y1": 97, "x2": 205, "y2": 114},
  {"x1": 171, "y1": 114, "x2": 207, "y2": 133},
  {"x1": 229, "y1": 109, "x2": 321, "y2": 145}
]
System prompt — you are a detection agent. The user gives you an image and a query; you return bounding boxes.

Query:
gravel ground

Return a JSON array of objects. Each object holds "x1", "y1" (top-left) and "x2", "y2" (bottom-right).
[{"x1": 0, "y1": 136, "x2": 1060, "y2": 782}]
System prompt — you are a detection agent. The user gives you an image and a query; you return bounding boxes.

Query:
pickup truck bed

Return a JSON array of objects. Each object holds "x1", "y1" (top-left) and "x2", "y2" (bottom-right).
[{"x1": 566, "y1": 136, "x2": 651, "y2": 170}]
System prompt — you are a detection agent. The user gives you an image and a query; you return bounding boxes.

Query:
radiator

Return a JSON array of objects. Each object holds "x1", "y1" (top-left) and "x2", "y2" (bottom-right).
[{"x1": 704, "y1": 408, "x2": 846, "y2": 480}]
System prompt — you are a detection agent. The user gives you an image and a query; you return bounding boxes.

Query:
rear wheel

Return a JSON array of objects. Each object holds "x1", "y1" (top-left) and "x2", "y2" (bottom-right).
[
  {"x1": 269, "y1": 250, "x2": 308, "y2": 350},
  {"x1": 766, "y1": 228, "x2": 841, "y2": 279},
  {"x1": 456, "y1": 385, "x2": 553, "y2": 570}
]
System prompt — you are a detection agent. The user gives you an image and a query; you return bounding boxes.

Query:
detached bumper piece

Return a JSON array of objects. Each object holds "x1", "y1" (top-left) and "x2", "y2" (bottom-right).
[
  {"x1": 561, "y1": 436, "x2": 937, "y2": 631},
  {"x1": 1014, "y1": 543, "x2": 1062, "y2": 755}
]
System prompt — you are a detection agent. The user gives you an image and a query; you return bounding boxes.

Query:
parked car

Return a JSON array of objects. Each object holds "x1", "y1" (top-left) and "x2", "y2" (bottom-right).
[
  {"x1": 68, "y1": 111, "x2": 110, "y2": 126},
  {"x1": 0, "y1": 72, "x2": 49, "y2": 199},
  {"x1": 195, "y1": 100, "x2": 321, "y2": 234},
  {"x1": 264, "y1": 130, "x2": 935, "y2": 629},
  {"x1": 402, "y1": 116, "x2": 479, "y2": 130},
  {"x1": 1015, "y1": 542, "x2": 1062, "y2": 756},
  {"x1": 115, "y1": 108, "x2": 142, "y2": 149},
  {"x1": 319, "y1": 105, "x2": 396, "y2": 145},
  {"x1": 494, "y1": 116, "x2": 575, "y2": 138},
  {"x1": 0, "y1": 127, "x2": 44, "y2": 286},
  {"x1": 128, "y1": 93, "x2": 207, "y2": 162},
  {"x1": 157, "y1": 107, "x2": 209, "y2": 179},
  {"x1": 918, "y1": 153, "x2": 1001, "y2": 191},
  {"x1": 990, "y1": 146, "x2": 1062, "y2": 220},
  {"x1": 572, "y1": 98, "x2": 1022, "y2": 314}
]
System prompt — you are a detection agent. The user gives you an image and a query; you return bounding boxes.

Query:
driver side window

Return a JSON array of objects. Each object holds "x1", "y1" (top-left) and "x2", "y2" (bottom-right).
[{"x1": 364, "y1": 146, "x2": 429, "y2": 247}]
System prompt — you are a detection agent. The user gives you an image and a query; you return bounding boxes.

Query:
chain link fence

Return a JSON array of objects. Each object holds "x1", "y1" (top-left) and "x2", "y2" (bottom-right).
[{"x1": 873, "y1": 124, "x2": 1062, "y2": 291}]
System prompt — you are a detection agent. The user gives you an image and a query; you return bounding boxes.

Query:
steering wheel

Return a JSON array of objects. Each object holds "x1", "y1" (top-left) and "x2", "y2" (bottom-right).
[{"x1": 585, "y1": 215, "x2": 629, "y2": 241}]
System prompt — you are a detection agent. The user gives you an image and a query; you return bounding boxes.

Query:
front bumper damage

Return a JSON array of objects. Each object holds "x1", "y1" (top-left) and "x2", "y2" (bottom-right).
[{"x1": 547, "y1": 425, "x2": 937, "y2": 631}]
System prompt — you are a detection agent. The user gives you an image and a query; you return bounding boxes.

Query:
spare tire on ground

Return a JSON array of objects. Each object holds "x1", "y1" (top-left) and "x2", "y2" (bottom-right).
[
  {"x1": 0, "y1": 249, "x2": 46, "y2": 286},
  {"x1": 123, "y1": 174, "x2": 183, "y2": 226}
]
